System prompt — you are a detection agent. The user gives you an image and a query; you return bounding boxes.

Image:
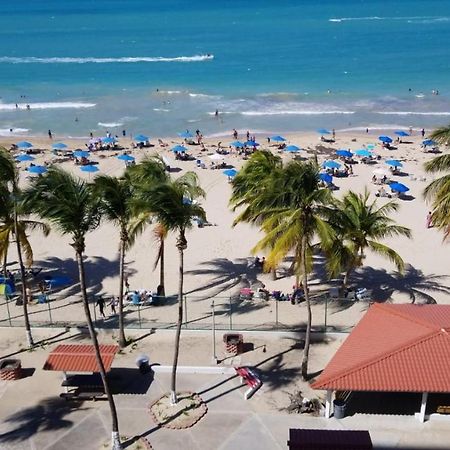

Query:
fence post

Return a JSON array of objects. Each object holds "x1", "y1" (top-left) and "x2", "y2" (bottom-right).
[
  {"x1": 5, "y1": 298, "x2": 12, "y2": 326},
  {"x1": 47, "y1": 298, "x2": 53, "y2": 325},
  {"x1": 229, "y1": 296, "x2": 232, "y2": 330},
  {"x1": 275, "y1": 297, "x2": 279, "y2": 329},
  {"x1": 184, "y1": 295, "x2": 188, "y2": 329},
  {"x1": 92, "y1": 296, "x2": 97, "y2": 323},
  {"x1": 324, "y1": 295, "x2": 328, "y2": 331}
]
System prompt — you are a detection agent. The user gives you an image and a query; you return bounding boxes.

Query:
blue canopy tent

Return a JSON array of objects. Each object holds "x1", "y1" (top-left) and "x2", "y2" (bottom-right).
[
  {"x1": 355, "y1": 149, "x2": 373, "y2": 157},
  {"x1": 16, "y1": 141, "x2": 33, "y2": 149},
  {"x1": 230, "y1": 141, "x2": 244, "y2": 148},
  {"x1": 323, "y1": 160, "x2": 341, "y2": 169},
  {"x1": 27, "y1": 165, "x2": 47, "y2": 175},
  {"x1": 319, "y1": 173, "x2": 333, "y2": 183},
  {"x1": 117, "y1": 154, "x2": 135, "y2": 162},
  {"x1": 389, "y1": 182, "x2": 409, "y2": 193},
  {"x1": 15, "y1": 154, "x2": 35, "y2": 162},
  {"x1": 73, "y1": 150, "x2": 91, "y2": 159},
  {"x1": 385, "y1": 159, "x2": 403, "y2": 168},
  {"x1": 80, "y1": 165, "x2": 99, "y2": 173},
  {"x1": 423, "y1": 139, "x2": 437, "y2": 147},
  {"x1": 285, "y1": 145, "x2": 301, "y2": 153},
  {"x1": 379, "y1": 136, "x2": 393, "y2": 143},
  {"x1": 317, "y1": 128, "x2": 331, "y2": 135},
  {"x1": 395, "y1": 131, "x2": 410, "y2": 137},
  {"x1": 172, "y1": 144, "x2": 187, "y2": 153},
  {"x1": 336, "y1": 149, "x2": 353, "y2": 158},
  {"x1": 223, "y1": 169, "x2": 238, "y2": 177},
  {"x1": 245, "y1": 141, "x2": 260, "y2": 147},
  {"x1": 270, "y1": 135, "x2": 286, "y2": 142},
  {"x1": 134, "y1": 134, "x2": 149, "y2": 143},
  {"x1": 101, "y1": 137, "x2": 116, "y2": 145},
  {"x1": 52, "y1": 142, "x2": 68, "y2": 150}
]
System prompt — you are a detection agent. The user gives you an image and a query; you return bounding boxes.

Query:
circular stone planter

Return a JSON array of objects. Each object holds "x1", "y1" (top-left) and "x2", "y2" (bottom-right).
[
  {"x1": 0, "y1": 359, "x2": 22, "y2": 380},
  {"x1": 149, "y1": 392, "x2": 207, "y2": 429}
]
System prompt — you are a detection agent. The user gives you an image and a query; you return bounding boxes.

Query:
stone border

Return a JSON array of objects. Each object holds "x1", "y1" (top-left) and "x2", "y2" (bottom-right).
[{"x1": 149, "y1": 392, "x2": 207, "y2": 430}]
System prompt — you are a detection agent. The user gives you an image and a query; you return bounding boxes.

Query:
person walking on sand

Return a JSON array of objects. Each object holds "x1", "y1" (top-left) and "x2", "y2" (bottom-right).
[
  {"x1": 108, "y1": 297, "x2": 118, "y2": 315},
  {"x1": 96, "y1": 296, "x2": 106, "y2": 319},
  {"x1": 426, "y1": 211, "x2": 433, "y2": 229}
]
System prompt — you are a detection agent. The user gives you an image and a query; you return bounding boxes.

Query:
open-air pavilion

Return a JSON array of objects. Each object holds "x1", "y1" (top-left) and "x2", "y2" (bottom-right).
[{"x1": 313, "y1": 304, "x2": 450, "y2": 422}]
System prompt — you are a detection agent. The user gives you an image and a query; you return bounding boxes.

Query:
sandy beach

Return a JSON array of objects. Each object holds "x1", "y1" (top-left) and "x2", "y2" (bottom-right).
[{"x1": 0, "y1": 128, "x2": 448, "y2": 331}]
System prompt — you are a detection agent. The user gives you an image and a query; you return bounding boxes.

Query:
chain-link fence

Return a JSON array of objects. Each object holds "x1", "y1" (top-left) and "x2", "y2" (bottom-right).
[{"x1": 0, "y1": 291, "x2": 369, "y2": 333}]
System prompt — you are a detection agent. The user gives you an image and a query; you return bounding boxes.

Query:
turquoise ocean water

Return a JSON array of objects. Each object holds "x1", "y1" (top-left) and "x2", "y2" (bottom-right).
[{"x1": 1, "y1": 0, "x2": 450, "y2": 137}]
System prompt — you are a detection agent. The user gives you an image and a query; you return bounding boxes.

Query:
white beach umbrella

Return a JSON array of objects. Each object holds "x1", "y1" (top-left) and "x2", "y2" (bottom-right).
[{"x1": 209, "y1": 154, "x2": 224, "y2": 161}]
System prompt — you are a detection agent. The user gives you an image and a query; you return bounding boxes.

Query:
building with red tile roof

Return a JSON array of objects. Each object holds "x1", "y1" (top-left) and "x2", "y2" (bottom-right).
[{"x1": 312, "y1": 304, "x2": 450, "y2": 421}]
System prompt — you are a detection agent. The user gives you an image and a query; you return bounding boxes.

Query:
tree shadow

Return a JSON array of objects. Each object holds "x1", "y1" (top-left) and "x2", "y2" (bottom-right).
[
  {"x1": 0, "y1": 397, "x2": 84, "y2": 443},
  {"x1": 184, "y1": 257, "x2": 265, "y2": 298},
  {"x1": 351, "y1": 264, "x2": 450, "y2": 304}
]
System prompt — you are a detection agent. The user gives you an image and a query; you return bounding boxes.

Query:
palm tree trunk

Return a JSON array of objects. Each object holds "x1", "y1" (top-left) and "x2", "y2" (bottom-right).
[
  {"x1": 159, "y1": 238, "x2": 165, "y2": 297},
  {"x1": 3, "y1": 250, "x2": 8, "y2": 278},
  {"x1": 343, "y1": 267, "x2": 352, "y2": 288},
  {"x1": 75, "y1": 249, "x2": 122, "y2": 450},
  {"x1": 13, "y1": 209, "x2": 33, "y2": 347},
  {"x1": 300, "y1": 236, "x2": 311, "y2": 381},
  {"x1": 118, "y1": 237, "x2": 126, "y2": 348},
  {"x1": 170, "y1": 231, "x2": 186, "y2": 405}
]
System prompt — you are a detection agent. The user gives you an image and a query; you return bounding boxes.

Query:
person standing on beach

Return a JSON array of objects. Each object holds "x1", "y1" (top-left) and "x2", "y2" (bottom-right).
[
  {"x1": 233, "y1": 128, "x2": 238, "y2": 139},
  {"x1": 96, "y1": 296, "x2": 106, "y2": 319},
  {"x1": 421, "y1": 128, "x2": 425, "y2": 138},
  {"x1": 48, "y1": 129, "x2": 52, "y2": 139},
  {"x1": 332, "y1": 129, "x2": 336, "y2": 139},
  {"x1": 108, "y1": 297, "x2": 118, "y2": 315},
  {"x1": 426, "y1": 211, "x2": 433, "y2": 229}
]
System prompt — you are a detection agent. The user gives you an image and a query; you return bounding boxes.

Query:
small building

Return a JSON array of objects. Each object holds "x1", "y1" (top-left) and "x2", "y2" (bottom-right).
[{"x1": 312, "y1": 304, "x2": 450, "y2": 422}]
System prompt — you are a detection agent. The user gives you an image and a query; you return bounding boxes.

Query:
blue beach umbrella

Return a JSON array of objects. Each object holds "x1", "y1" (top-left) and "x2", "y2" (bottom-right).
[
  {"x1": 16, "y1": 141, "x2": 33, "y2": 149},
  {"x1": 15, "y1": 154, "x2": 35, "y2": 162},
  {"x1": 317, "y1": 128, "x2": 331, "y2": 135},
  {"x1": 285, "y1": 145, "x2": 301, "y2": 153},
  {"x1": 101, "y1": 136, "x2": 116, "y2": 144},
  {"x1": 395, "y1": 131, "x2": 410, "y2": 137},
  {"x1": 52, "y1": 142, "x2": 68, "y2": 150},
  {"x1": 319, "y1": 173, "x2": 333, "y2": 183},
  {"x1": 134, "y1": 134, "x2": 149, "y2": 143},
  {"x1": 73, "y1": 150, "x2": 90, "y2": 159},
  {"x1": 117, "y1": 154, "x2": 135, "y2": 162},
  {"x1": 223, "y1": 169, "x2": 238, "y2": 177},
  {"x1": 336, "y1": 149, "x2": 353, "y2": 158},
  {"x1": 80, "y1": 165, "x2": 99, "y2": 173},
  {"x1": 230, "y1": 141, "x2": 244, "y2": 148},
  {"x1": 178, "y1": 131, "x2": 193, "y2": 139},
  {"x1": 172, "y1": 144, "x2": 187, "y2": 153},
  {"x1": 355, "y1": 149, "x2": 373, "y2": 157},
  {"x1": 323, "y1": 160, "x2": 341, "y2": 169},
  {"x1": 423, "y1": 139, "x2": 436, "y2": 146},
  {"x1": 385, "y1": 159, "x2": 403, "y2": 168},
  {"x1": 245, "y1": 141, "x2": 260, "y2": 147},
  {"x1": 270, "y1": 135, "x2": 286, "y2": 142},
  {"x1": 389, "y1": 182, "x2": 409, "y2": 193},
  {"x1": 379, "y1": 136, "x2": 393, "y2": 143},
  {"x1": 27, "y1": 165, "x2": 47, "y2": 175}
]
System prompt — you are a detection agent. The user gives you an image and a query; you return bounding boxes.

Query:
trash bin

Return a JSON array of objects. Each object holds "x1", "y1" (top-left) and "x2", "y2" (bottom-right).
[
  {"x1": 333, "y1": 399, "x2": 346, "y2": 419},
  {"x1": 135, "y1": 354, "x2": 151, "y2": 374},
  {"x1": 223, "y1": 333, "x2": 243, "y2": 355}
]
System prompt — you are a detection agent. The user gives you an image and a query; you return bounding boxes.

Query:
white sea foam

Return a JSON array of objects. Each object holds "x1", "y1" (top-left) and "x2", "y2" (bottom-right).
[
  {"x1": 188, "y1": 92, "x2": 221, "y2": 99},
  {"x1": 0, "y1": 127, "x2": 29, "y2": 136},
  {"x1": 0, "y1": 101, "x2": 95, "y2": 110},
  {"x1": 376, "y1": 111, "x2": 450, "y2": 116},
  {"x1": 337, "y1": 124, "x2": 412, "y2": 132},
  {"x1": 98, "y1": 122, "x2": 124, "y2": 127},
  {"x1": 329, "y1": 16, "x2": 449, "y2": 23},
  {"x1": 153, "y1": 108, "x2": 170, "y2": 112},
  {"x1": 0, "y1": 54, "x2": 214, "y2": 64},
  {"x1": 240, "y1": 109, "x2": 355, "y2": 116}
]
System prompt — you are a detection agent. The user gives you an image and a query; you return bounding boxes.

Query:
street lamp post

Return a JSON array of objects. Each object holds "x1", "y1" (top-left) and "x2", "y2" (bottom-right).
[{"x1": 211, "y1": 299, "x2": 217, "y2": 364}]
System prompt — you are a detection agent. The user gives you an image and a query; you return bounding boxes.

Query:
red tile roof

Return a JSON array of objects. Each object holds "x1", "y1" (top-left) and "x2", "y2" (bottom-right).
[
  {"x1": 43, "y1": 344, "x2": 119, "y2": 373},
  {"x1": 312, "y1": 304, "x2": 450, "y2": 393},
  {"x1": 288, "y1": 429, "x2": 373, "y2": 450}
]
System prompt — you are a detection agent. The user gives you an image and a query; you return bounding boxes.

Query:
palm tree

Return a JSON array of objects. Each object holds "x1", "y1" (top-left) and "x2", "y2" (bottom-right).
[
  {"x1": 428, "y1": 124, "x2": 450, "y2": 146},
  {"x1": 127, "y1": 156, "x2": 171, "y2": 293},
  {"x1": 152, "y1": 223, "x2": 168, "y2": 296},
  {"x1": 25, "y1": 167, "x2": 122, "y2": 450},
  {"x1": 92, "y1": 174, "x2": 147, "y2": 348},
  {"x1": 325, "y1": 190, "x2": 412, "y2": 286},
  {"x1": 138, "y1": 172, "x2": 205, "y2": 404},
  {"x1": 0, "y1": 149, "x2": 49, "y2": 347},
  {"x1": 424, "y1": 154, "x2": 450, "y2": 240},
  {"x1": 232, "y1": 159, "x2": 333, "y2": 380}
]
